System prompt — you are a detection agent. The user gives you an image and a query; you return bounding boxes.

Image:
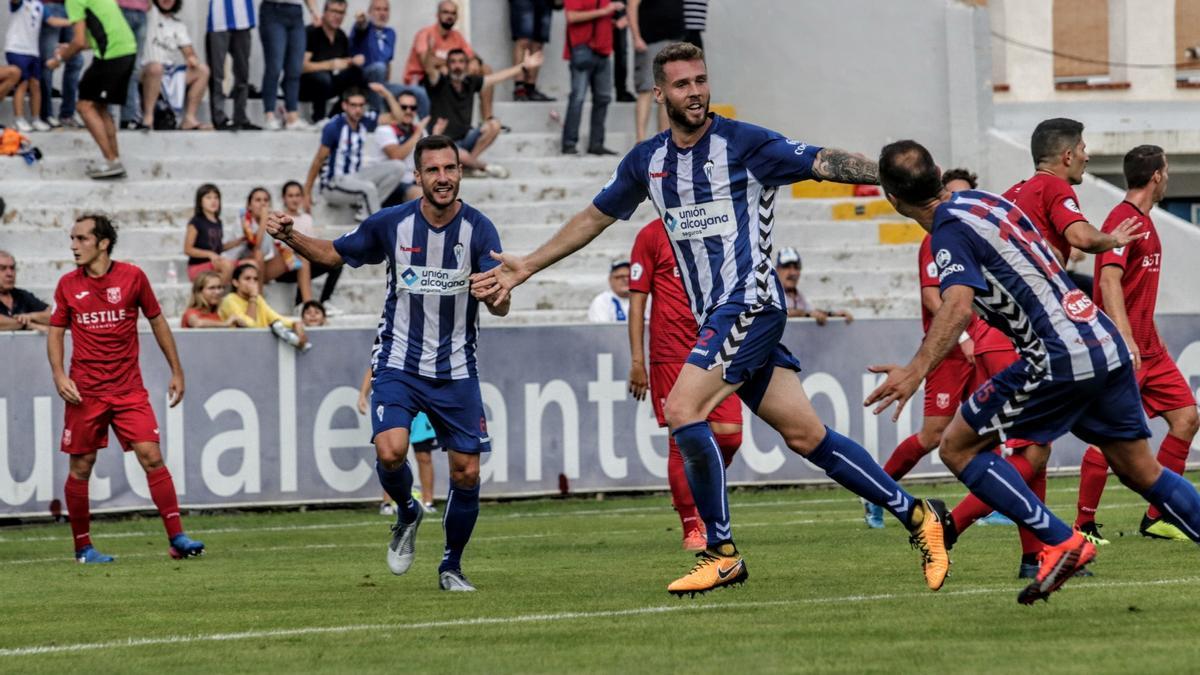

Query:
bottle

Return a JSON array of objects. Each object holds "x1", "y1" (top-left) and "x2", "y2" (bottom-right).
[
  {"x1": 271, "y1": 320, "x2": 313, "y2": 352},
  {"x1": 166, "y1": 261, "x2": 178, "y2": 286}
]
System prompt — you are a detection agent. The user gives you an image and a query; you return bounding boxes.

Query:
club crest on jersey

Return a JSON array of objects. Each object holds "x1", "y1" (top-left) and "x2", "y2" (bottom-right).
[
  {"x1": 935, "y1": 249, "x2": 952, "y2": 268},
  {"x1": 453, "y1": 243, "x2": 464, "y2": 264},
  {"x1": 1061, "y1": 289, "x2": 1097, "y2": 323},
  {"x1": 62, "y1": 428, "x2": 72, "y2": 446},
  {"x1": 1062, "y1": 198, "x2": 1082, "y2": 214},
  {"x1": 106, "y1": 287, "x2": 122, "y2": 304},
  {"x1": 937, "y1": 393, "x2": 950, "y2": 409},
  {"x1": 703, "y1": 159, "x2": 715, "y2": 181},
  {"x1": 400, "y1": 267, "x2": 419, "y2": 286},
  {"x1": 376, "y1": 405, "x2": 384, "y2": 421}
]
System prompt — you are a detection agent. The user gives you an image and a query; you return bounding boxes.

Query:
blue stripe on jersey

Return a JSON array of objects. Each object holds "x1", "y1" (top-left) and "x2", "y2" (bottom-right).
[
  {"x1": 403, "y1": 223, "x2": 430, "y2": 373},
  {"x1": 375, "y1": 263, "x2": 399, "y2": 370}
]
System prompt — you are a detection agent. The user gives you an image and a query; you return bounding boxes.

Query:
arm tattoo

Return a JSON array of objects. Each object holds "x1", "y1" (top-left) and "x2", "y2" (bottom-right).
[{"x1": 813, "y1": 147, "x2": 879, "y2": 185}]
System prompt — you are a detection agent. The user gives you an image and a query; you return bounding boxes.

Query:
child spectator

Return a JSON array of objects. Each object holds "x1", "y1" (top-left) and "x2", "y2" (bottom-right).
[
  {"x1": 280, "y1": 180, "x2": 342, "y2": 310},
  {"x1": 140, "y1": 0, "x2": 210, "y2": 130},
  {"x1": 299, "y1": 299, "x2": 325, "y2": 326},
  {"x1": 183, "y1": 183, "x2": 238, "y2": 283},
  {"x1": 219, "y1": 263, "x2": 309, "y2": 350},
  {"x1": 181, "y1": 269, "x2": 245, "y2": 327},
  {"x1": 231, "y1": 187, "x2": 300, "y2": 284},
  {"x1": 7, "y1": 0, "x2": 53, "y2": 132}
]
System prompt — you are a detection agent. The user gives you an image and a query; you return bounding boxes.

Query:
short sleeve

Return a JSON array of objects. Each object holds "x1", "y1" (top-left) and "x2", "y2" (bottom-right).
[
  {"x1": 472, "y1": 217, "x2": 502, "y2": 274},
  {"x1": 1047, "y1": 183, "x2": 1086, "y2": 235},
  {"x1": 50, "y1": 279, "x2": 70, "y2": 327},
  {"x1": 362, "y1": 111, "x2": 379, "y2": 133},
  {"x1": 467, "y1": 75, "x2": 484, "y2": 94},
  {"x1": 628, "y1": 225, "x2": 654, "y2": 294},
  {"x1": 135, "y1": 268, "x2": 163, "y2": 319},
  {"x1": 19, "y1": 289, "x2": 49, "y2": 313},
  {"x1": 177, "y1": 20, "x2": 192, "y2": 47},
  {"x1": 333, "y1": 212, "x2": 387, "y2": 267},
  {"x1": 375, "y1": 124, "x2": 399, "y2": 148},
  {"x1": 319, "y1": 119, "x2": 340, "y2": 149},
  {"x1": 66, "y1": 0, "x2": 84, "y2": 24},
  {"x1": 738, "y1": 123, "x2": 823, "y2": 187},
  {"x1": 918, "y1": 236, "x2": 940, "y2": 289},
  {"x1": 931, "y1": 220, "x2": 988, "y2": 295},
  {"x1": 592, "y1": 149, "x2": 648, "y2": 220}
]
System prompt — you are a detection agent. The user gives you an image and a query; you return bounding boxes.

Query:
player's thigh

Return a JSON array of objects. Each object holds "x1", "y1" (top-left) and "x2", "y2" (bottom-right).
[
  {"x1": 649, "y1": 362, "x2": 683, "y2": 428},
  {"x1": 423, "y1": 377, "x2": 491, "y2": 454},
  {"x1": 1096, "y1": 437, "x2": 1159, "y2": 492},
  {"x1": 937, "y1": 412, "x2": 1000, "y2": 474},
  {"x1": 369, "y1": 371, "x2": 421, "y2": 464},
  {"x1": 663, "y1": 363, "x2": 740, "y2": 428},
  {"x1": 110, "y1": 390, "x2": 161, "y2": 452},
  {"x1": 61, "y1": 397, "x2": 114, "y2": 455},
  {"x1": 962, "y1": 360, "x2": 1083, "y2": 450},
  {"x1": 752, "y1": 368, "x2": 827, "y2": 455}
]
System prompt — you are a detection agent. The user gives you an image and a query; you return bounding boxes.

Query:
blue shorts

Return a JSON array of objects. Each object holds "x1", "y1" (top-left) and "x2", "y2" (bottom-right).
[
  {"x1": 370, "y1": 368, "x2": 491, "y2": 453},
  {"x1": 685, "y1": 303, "x2": 802, "y2": 411},
  {"x1": 5, "y1": 52, "x2": 41, "y2": 82},
  {"x1": 962, "y1": 361, "x2": 1151, "y2": 446},
  {"x1": 459, "y1": 126, "x2": 483, "y2": 152},
  {"x1": 509, "y1": 0, "x2": 553, "y2": 43}
]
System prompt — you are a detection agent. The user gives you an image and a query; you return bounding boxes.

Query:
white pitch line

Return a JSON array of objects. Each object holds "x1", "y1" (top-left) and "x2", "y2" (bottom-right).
[{"x1": 2, "y1": 576, "x2": 1197, "y2": 658}]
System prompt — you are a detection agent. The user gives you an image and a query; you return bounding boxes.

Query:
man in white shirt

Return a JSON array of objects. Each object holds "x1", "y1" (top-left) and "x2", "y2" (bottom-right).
[
  {"x1": 371, "y1": 90, "x2": 432, "y2": 207},
  {"x1": 778, "y1": 246, "x2": 853, "y2": 325},
  {"x1": 587, "y1": 259, "x2": 632, "y2": 322}
]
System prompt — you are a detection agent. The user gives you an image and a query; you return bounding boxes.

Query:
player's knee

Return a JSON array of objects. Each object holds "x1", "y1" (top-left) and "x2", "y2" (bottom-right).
[
  {"x1": 69, "y1": 456, "x2": 97, "y2": 480},
  {"x1": 916, "y1": 427, "x2": 943, "y2": 451},
  {"x1": 662, "y1": 400, "x2": 698, "y2": 431},
  {"x1": 782, "y1": 425, "x2": 826, "y2": 456},
  {"x1": 450, "y1": 465, "x2": 479, "y2": 489},
  {"x1": 1172, "y1": 408, "x2": 1200, "y2": 440},
  {"x1": 375, "y1": 444, "x2": 408, "y2": 469}
]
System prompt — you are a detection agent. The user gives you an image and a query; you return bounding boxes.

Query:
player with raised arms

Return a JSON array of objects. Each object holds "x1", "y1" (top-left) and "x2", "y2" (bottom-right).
[
  {"x1": 471, "y1": 42, "x2": 952, "y2": 597},
  {"x1": 867, "y1": 140, "x2": 1200, "y2": 604},
  {"x1": 266, "y1": 135, "x2": 509, "y2": 592}
]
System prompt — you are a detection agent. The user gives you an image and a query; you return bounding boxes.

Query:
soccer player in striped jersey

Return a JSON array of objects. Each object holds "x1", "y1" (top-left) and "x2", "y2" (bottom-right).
[
  {"x1": 869, "y1": 141, "x2": 1200, "y2": 604},
  {"x1": 268, "y1": 135, "x2": 509, "y2": 592},
  {"x1": 472, "y1": 42, "x2": 952, "y2": 597}
]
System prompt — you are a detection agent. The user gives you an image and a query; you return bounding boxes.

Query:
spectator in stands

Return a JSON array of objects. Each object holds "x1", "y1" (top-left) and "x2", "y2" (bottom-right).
[
  {"x1": 44, "y1": 0, "x2": 137, "y2": 178},
  {"x1": 232, "y1": 186, "x2": 299, "y2": 285},
  {"x1": 300, "y1": 299, "x2": 326, "y2": 326},
  {"x1": 587, "y1": 260, "x2": 632, "y2": 322},
  {"x1": 402, "y1": 1, "x2": 479, "y2": 119},
  {"x1": 300, "y1": 0, "x2": 364, "y2": 122},
  {"x1": 38, "y1": 0, "x2": 84, "y2": 128},
  {"x1": 561, "y1": 0, "x2": 621, "y2": 156},
  {"x1": 422, "y1": 46, "x2": 537, "y2": 178},
  {"x1": 0, "y1": 65, "x2": 20, "y2": 106},
  {"x1": 0, "y1": 250, "x2": 51, "y2": 332},
  {"x1": 219, "y1": 263, "x2": 309, "y2": 349},
  {"x1": 140, "y1": 0, "x2": 211, "y2": 130},
  {"x1": 184, "y1": 183, "x2": 238, "y2": 283},
  {"x1": 509, "y1": 0, "x2": 552, "y2": 101},
  {"x1": 205, "y1": 0, "x2": 257, "y2": 130},
  {"x1": 611, "y1": 4, "x2": 633, "y2": 102},
  {"x1": 6, "y1": 0, "x2": 53, "y2": 132},
  {"x1": 941, "y1": 167, "x2": 977, "y2": 193},
  {"x1": 373, "y1": 90, "x2": 434, "y2": 207},
  {"x1": 280, "y1": 180, "x2": 343, "y2": 310},
  {"x1": 682, "y1": 0, "x2": 705, "y2": 49},
  {"x1": 304, "y1": 84, "x2": 406, "y2": 219},
  {"x1": 258, "y1": 0, "x2": 319, "y2": 131},
  {"x1": 777, "y1": 247, "x2": 853, "y2": 325},
  {"x1": 628, "y1": 0, "x2": 682, "y2": 142},
  {"x1": 181, "y1": 269, "x2": 245, "y2": 327},
  {"x1": 351, "y1": 0, "x2": 419, "y2": 114},
  {"x1": 116, "y1": 0, "x2": 148, "y2": 129}
]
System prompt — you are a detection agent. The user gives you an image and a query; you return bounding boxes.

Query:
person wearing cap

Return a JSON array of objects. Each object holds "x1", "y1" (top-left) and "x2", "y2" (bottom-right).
[
  {"x1": 587, "y1": 259, "x2": 632, "y2": 322},
  {"x1": 777, "y1": 246, "x2": 853, "y2": 325}
]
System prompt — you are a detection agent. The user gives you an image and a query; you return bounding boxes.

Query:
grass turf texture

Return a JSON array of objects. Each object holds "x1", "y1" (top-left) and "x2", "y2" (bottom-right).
[{"x1": 3, "y1": 475, "x2": 1200, "y2": 673}]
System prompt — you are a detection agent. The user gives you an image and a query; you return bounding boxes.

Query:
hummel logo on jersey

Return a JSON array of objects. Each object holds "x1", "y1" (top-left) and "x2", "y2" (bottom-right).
[
  {"x1": 400, "y1": 267, "x2": 419, "y2": 286},
  {"x1": 649, "y1": 171, "x2": 669, "y2": 178},
  {"x1": 716, "y1": 559, "x2": 744, "y2": 580},
  {"x1": 74, "y1": 291, "x2": 89, "y2": 300}
]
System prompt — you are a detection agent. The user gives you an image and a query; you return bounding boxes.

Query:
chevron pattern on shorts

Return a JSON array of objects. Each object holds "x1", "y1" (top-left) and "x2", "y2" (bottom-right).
[{"x1": 714, "y1": 310, "x2": 755, "y2": 369}]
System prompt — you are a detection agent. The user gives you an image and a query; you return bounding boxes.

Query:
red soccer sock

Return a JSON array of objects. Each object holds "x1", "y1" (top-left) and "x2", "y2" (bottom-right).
[
  {"x1": 883, "y1": 434, "x2": 930, "y2": 480},
  {"x1": 950, "y1": 449, "x2": 1036, "y2": 533},
  {"x1": 1018, "y1": 468, "x2": 1047, "y2": 555},
  {"x1": 64, "y1": 475, "x2": 92, "y2": 551},
  {"x1": 1076, "y1": 446, "x2": 1109, "y2": 527},
  {"x1": 1147, "y1": 434, "x2": 1193, "y2": 520},
  {"x1": 714, "y1": 431, "x2": 742, "y2": 468},
  {"x1": 147, "y1": 466, "x2": 185, "y2": 539},
  {"x1": 667, "y1": 437, "x2": 701, "y2": 531}
]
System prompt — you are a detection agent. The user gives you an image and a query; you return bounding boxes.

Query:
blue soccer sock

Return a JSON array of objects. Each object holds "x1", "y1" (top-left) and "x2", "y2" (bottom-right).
[
  {"x1": 959, "y1": 452, "x2": 1073, "y2": 545},
  {"x1": 805, "y1": 426, "x2": 915, "y2": 526},
  {"x1": 672, "y1": 421, "x2": 732, "y2": 547},
  {"x1": 376, "y1": 460, "x2": 420, "y2": 525},
  {"x1": 1143, "y1": 469, "x2": 1200, "y2": 542},
  {"x1": 440, "y1": 481, "x2": 480, "y2": 573}
]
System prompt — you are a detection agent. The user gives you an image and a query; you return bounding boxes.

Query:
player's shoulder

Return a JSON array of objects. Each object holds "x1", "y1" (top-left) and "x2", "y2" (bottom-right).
[
  {"x1": 458, "y1": 200, "x2": 498, "y2": 232},
  {"x1": 112, "y1": 260, "x2": 147, "y2": 280}
]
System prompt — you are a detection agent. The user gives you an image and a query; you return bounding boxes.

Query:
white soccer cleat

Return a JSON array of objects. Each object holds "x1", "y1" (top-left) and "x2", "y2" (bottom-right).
[
  {"x1": 386, "y1": 507, "x2": 423, "y2": 575},
  {"x1": 439, "y1": 569, "x2": 476, "y2": 592}
]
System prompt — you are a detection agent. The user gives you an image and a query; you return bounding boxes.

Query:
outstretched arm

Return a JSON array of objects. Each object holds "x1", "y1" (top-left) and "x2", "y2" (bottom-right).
[
  {"x1": 1064, "y1": 217, "x2": 1143, "y2": 254},
  {"x1": 811, "y1": 147, "x2": 879, "y2": 185},
  {"x1": 149, "y1": 314, "x2": 185, "y2": 407}
]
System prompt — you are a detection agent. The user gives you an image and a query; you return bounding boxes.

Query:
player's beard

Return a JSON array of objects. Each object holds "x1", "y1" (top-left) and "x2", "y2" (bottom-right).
[
  {"x1": 665, "y1": 96, "x2": 709, "y2": 133},
  {"x1": 423, "y1": 180, "x2": 460, "y2": 209}
]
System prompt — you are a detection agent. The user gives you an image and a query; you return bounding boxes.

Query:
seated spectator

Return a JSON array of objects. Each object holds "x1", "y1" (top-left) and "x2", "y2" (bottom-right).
[
  {"x1": 280, "y1": 180, "x2": 343, "y2": 310},
  {"x1": 300, "y1": 299, "x2": 326, "y2": 326},
  {"x1": 231, "y1": 186, "x2": 302, "y2": 283},
  {"x1": 0, "y1": 250, "x2": 51, "y2": 332},
  {"x1": 181, "y1": 269, "x2": 245, "y2": 327},
  {"x1": 303, "y1": 85, "x2": 407, "y2": 219},
  {"x1": 561, "y1": 0, "x2": 621, "y2": 155},
  {"x1": 508, "y1": 0, "x2": 553, "y2": 102},
  {"x1": 350, "y1": 0, "x2": 427, "y2": 116},
  {"x1": 300, "y1": 0, "x2": 365, "y2": 122},
  {"x1": 219, "y1": 263, "x2": 309, "y2": 349},
  {"x1": 421, "y1": 46, "x2": 539, "y2": 178},
  {"x1": 6, "y1": 0, "x2": 55, "y2": 132},
  {"x1": 777, "y1": 247, "x2": 853, "y2": 325},
  {"x1": 587, "y1": 259, "x2": 632, "y2": 322},
  {"x1": 373, "y1": 90, "x2": 436, "y2": 207},
  {"x1": 140, "y1": 0, "x2": 211, "y2": 130},
  {"x1": 184, "y1": 183, "x2": 238, "y2": 283},
  {"x1": 402, "y1": 1, "x2": 488, "y2": 119}
]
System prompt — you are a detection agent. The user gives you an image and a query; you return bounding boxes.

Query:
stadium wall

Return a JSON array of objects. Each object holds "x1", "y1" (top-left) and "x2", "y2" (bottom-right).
[{"x1": 4, "y1": 318, "x2": 1199, "y2": 517}]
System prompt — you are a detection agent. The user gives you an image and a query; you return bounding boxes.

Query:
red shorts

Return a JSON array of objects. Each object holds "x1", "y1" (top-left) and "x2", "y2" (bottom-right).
[
  {"x1": 924, "y1": 354, "x2": 973, "y2": 418},
  {"x1": 187, "y1": 261, "x2": 215, "y2": 281},
  {"x1": 61, "y1": 389, "x2": 160, "y2": 454},
  {"x1": 649, "y1": 362, "x2": 742, "y2": 428},
  {"x1": 1137, "y1": 350, "x2": 1197, "y2": 418}
]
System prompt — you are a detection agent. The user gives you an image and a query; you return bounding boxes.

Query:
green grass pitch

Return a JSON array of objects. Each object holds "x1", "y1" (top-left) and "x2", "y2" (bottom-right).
[{"x1": 3, "y1": 475, "x2": 1200, "y2": 673}]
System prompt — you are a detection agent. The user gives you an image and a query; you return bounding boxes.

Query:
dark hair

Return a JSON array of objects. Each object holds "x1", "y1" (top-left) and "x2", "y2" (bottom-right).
[
  {"x1": 77, "y1": 214, "x2": 118, "y2": 254},
  {"x1": 341, "y1": 86, "x2": 367, "y2": 104},
  {"x1": 194, "y1": 183, "x2": 221, "y2": 220},
  {"x1": 232, "y1": 262, "x2": 258, "y2": 281},
  {"x1": 324, "y1": 0, "x2": 346, "y2": 8},
  {"x1": 396, "y1": 90, "x2": 419, "y2": 104},
  {"x1": 446, "y1": 48, "x2": 468, "y2": 62},
  {"x1": 281, "y1": 180, "x2": 304, "y2": 197},
  {"x1": 941, "y1": 168, "x2": 978, "y2": 189},
  {"x1": 152, "y1": 0, "x2": 182, "y2": 14},
  {"x1": 1031, "y1": 118, "x2": 1084, "y2": 166},
  {"x1": 878, "y1": 140, "x2": 943, "y2": 206},
  {"x1": 301, "y1": 300, "x2": 326, "y2": 316},
  {"x1": 1123, "y1": 144, "x2": 1166, "y2": 189},
  {"x1": 246, "y1": 186, "x2": 269, "y2": 208},
  {"x1": 653, "y1": 42, "x2": 705, "y2": 85},
  {"x1": 414, "y1": 135, "x2": 460, "y2": 170}
]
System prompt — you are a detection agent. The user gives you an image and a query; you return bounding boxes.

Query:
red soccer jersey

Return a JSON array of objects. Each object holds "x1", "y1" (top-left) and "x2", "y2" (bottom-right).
[
  {"x1": 918, "y1": 235, "x2": 1012, "y2": 354},
  {"x1": 50, "y1": 261, "x2": 162, "y2": 396},
  {"x1": 1002, "y1": 172, "x2": 1087, "y2": 264},
  {"x1": 630, "y1": 219, "x2": 699, "y2": 364},
  {"x1": 1093, "y1": 201, "x2": 1164, "y2": 358}
]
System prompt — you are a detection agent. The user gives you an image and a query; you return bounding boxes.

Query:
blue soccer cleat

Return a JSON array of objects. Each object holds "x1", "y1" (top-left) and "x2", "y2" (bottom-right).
[
  {"x1": 76, "y1": 545, "x2": 115, "y2": 564},
  {"x1": 979, "y1": 512, "x2": 1015, "y2": 526},
  {"x1": 863, "y1": 500, "x2": 885, "y2": 529},
  {"x1": 168, "y1": 534, "x2": 205, "y2": 559}
]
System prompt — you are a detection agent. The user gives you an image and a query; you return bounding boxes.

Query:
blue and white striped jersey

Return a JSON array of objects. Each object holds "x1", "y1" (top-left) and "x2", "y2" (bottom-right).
[
  {"x1": 207, "y1": 0, "x2": 255, "y2": 32},
  {"x1": 319, "y1": 111, "x2": 379, "y2": 191},
  {"x1": 592, "y1": 115, "x2": 822, "y2": 323},
  {"x1": 933, "y1": 190, "x2": 1129, "y2": 382},
  {"x1": 333, "y1": 199, "x2": 502, "y2": 380}
]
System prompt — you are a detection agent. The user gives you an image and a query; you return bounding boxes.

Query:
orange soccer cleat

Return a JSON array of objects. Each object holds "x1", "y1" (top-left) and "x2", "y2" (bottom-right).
[
  {"x1": 667, "y1": 546, "x2": 748, "y2": 597},
  {"x1": 1017, "y1": 531, "x2": 1096, "y2": 605},
  {"x1": 909, "y1": 498, "x2": 952, "y2": 591}
]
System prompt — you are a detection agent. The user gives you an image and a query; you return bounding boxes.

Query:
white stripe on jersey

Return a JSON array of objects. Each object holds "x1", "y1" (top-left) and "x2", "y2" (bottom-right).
[
  {"x1": 448, "y1": 218, "x2": 476, "y2": 377},
  {"x1": 417, "y1": 226, "x2": 448, "y2": 378}
]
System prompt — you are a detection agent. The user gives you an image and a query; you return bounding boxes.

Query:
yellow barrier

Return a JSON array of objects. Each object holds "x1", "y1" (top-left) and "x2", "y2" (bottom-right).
[
  {"x1": 791, "y1": 181, "x2": 858, "y2": 199},
  {"x1": 830, "y1": 199, "x2": 898, "y2": 220},
  {"x1": 710, "y1": 103, "x2": 737, "y2": 119},
  {"x1": 878, "y1": 221, "x2": 927, "y2": 245}
]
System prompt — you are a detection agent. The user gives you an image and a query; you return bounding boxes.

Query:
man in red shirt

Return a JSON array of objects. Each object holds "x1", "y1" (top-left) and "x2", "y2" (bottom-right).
[
  {"x1": 1075, "y1": 146, "x2": 1199, "y2": 541},
  {"x1": 402, "y1": 1, "x2": 493, "y2": 119},
  {"x1": 628, "y1": 218, "x2": 741, "y2": 551},
  {"x1": 48, "y1": 215, "x2": 204, "y2": 564},
  {"x1": 561, "y1": 0, "x2": 623, "y2": 155}
]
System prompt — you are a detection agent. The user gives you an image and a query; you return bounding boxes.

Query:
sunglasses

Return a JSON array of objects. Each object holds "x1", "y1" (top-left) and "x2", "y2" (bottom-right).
[{"x1": 399, "y1": 104, "x2": 417, "y2": 111}]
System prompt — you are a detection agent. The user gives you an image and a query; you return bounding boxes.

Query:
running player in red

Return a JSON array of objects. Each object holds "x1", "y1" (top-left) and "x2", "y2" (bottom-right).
[
  {"x1": 1075, "y1": 146, "x2": 1199, "y2": 541},
  {"x1": 628, "y1": 217, "x2": 742, "y2": 551},
  {"x1": 48, "y1": 215, "x2": 204, "y2": 564}
]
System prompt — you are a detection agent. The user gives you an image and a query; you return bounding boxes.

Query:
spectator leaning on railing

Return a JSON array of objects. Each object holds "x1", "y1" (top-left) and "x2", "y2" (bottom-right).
[
  {"x1": 0, "y1": 250, "x2": 51, "y2": 332},
  {"x1": 181, "y1": 270, "x2": 246, "y2": 327},
  {"x1": 300, "y1": 299, "x2": 326, "y2": 326},
  {"x1": 219, "y1": 262, "x2": 310, "y2": 349},
  {"x1": 777, "y1": 247, "x2": 853, "y2": 325},
  {"x1": 139, "y1": 0, "x2": 210, "y2": 130},
  {"x1": 258, "y1": 0, "x2": 320, "y2": 131}
]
